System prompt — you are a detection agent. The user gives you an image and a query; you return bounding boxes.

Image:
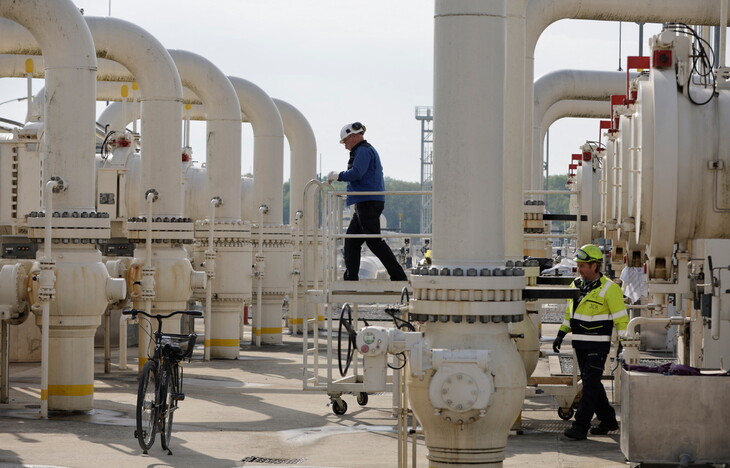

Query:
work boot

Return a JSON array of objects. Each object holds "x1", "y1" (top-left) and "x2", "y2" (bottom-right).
[
  {"x1": 563, "y1": 426, "x2": 587, "y2": 440},
  {"x1": 589, "y1": 420, "x2": 619, "y2": 435}
]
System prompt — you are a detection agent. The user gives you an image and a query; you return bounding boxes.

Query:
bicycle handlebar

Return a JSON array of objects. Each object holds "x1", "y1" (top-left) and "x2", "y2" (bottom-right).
[{"x1": 123, "y1": 309, "x2": 203, "y2": 320}]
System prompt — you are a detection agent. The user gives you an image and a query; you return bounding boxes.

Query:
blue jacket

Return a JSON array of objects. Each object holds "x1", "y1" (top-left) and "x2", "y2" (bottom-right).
[{"x1": 337, "y1": 140, "x2": 385, "y2": 206}]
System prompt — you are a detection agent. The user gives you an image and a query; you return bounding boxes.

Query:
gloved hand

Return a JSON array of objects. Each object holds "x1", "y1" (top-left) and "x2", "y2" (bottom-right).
[
  {"x1": 552, "y1": 330, "x2": 567, "y2": 353},
  {"x1": 327, "y1": 171, "x2": 339, "y2": 183}
]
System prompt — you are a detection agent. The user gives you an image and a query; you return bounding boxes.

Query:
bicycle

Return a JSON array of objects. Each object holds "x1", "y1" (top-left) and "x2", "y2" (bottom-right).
[{"x1": 123, "y1": 309, "x2": 202, "y2": 455}]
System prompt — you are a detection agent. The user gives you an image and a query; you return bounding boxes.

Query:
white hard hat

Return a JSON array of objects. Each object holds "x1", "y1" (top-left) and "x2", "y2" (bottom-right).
[{"x1": 339, "y1": 122, "x2": 366, "y2": 143}]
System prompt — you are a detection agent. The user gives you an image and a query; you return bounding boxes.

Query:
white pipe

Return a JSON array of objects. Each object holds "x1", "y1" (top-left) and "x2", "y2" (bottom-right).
[
  {"x1": 539, "y1": 99, "x2": 609, "y2": 144},
  {"x1": 226, "y1": 76, "x2": 285, "y2": 225},
  {"x1": 433, "y1": 0, "x2": 506, "y2": 266},
  {"x1": 118, "y1": 312, "x2": 130, "y2": 370},
  {"x1": 272, "y1": 98, "x2": 317, "y2": 225},
  {"x1": 532, "y1": 70, "x2": 632, "y2": 193},
  {"x1": 204, "y1": 197, "x2": 221, "y2": 361},
  {"x1": 39, "y1": 179, "x2": 58, "y2": 419},
  {"x1": 722, "y1": 0, "x2": 728, "y2": 70},
  {"x1": 85, "y1": 17, "x2": 184, "y2": 217},
  {"x1": 626, "y1": 315, "x2": 690, "y2": 337},
  {"x1": 523, "y1": 0, "x2": 730, "y2": 199},
  {"x1": 711, "y1": 295, "x2": 721, "y2": 340},
  {"x1": 255, "y1": 205, "x2": 268, "y2": 347},
  {"x1": 0, "y1": 3, "x2": 97, "y2": 211},
  {"x1": 168, "y1": 49, "x2": 241, "y2": 221},
  {"x1": 291, "y1": 210, "x2": 303, "y2": 332}
]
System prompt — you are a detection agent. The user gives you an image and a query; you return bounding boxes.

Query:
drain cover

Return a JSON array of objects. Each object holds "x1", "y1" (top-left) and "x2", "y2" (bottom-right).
[{"x1": 241, "y1": 456, "x2": 305, "y2": 465}]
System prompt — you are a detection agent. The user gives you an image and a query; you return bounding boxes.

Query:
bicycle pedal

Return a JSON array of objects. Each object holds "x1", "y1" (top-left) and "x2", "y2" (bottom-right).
[{"x1": 171, "y1": 392, "x2": 185, "y2": 401}]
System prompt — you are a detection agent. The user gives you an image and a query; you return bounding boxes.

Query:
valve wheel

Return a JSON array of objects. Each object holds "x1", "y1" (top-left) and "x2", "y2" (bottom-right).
[{"x1": 337, "y1": 304, "x2": 357, "y2": 377}]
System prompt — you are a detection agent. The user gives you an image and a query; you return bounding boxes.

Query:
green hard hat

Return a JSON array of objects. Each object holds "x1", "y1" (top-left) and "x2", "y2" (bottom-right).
[{"x1": 575, "y1": 244, "x2": 603, "y2": 263}]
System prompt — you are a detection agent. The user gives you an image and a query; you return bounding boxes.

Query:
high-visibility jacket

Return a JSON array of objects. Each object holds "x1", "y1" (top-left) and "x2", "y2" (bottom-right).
[{"x1": 559, "y1": 275, "x2": 628, "y2": 348}]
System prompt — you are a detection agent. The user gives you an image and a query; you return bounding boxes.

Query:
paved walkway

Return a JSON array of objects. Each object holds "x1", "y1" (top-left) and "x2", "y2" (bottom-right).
[{"x1": 0, "y1": 325, "x2": 626, "y2": 468}]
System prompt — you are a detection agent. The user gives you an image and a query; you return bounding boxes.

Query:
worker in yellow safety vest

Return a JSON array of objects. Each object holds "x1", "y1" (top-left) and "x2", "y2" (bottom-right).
[{"x1": 552, "y1": 244, "x2": 628, "y2": 440}]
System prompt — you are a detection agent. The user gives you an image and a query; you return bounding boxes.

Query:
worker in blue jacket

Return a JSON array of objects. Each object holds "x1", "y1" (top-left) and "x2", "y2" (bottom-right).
[
  {"x1": 553, "y1": 244, "x2": 628, "y2": 440},
  {"x1": 327, "y1": 122, "x2": 407, "y2": 281}
]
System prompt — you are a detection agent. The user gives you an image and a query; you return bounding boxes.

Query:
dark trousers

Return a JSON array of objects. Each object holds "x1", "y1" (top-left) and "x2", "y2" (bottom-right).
[
  {"x1": 344, "y1": 201, "x2": 407, "y2": 281},
  {"x1": 572, "y1": 348, "x2": 617, "y2": 432}
]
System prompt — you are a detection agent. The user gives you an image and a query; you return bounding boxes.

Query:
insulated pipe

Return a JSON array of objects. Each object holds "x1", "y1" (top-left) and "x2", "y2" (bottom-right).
[
  {"x1": 227, "y1": 76, "x2": 285, "y2": 225},
  {"x1": 523, "y1": 0, "x2": 730, "y2": 198},
  {"x1": 168, "y1": 49, "x2": 241, "y2": 220},
  {"x1": 532, "y1": 70, "x2": 633, "y2": 193},
  {"x1": 85, "y1": 17, "x2": 184, "y2": 217},
  {"x1": 433, "y1": 2, "x2": 505, "y2": 266},
  {"x1": 272, "y1": 98, "x2": 317, "y2": 225},
  {"x1": 539, "y1": 99, "x2": 609, "y2": 143},
  {"x1": 273, "y1": 98, "x2": 318, "y2": 331},
  {"x1": 504, "y1": 0, "x2": 528, "y2": 260},
  {"x1": 0, "y1": 3, "x2": 96, "y2": 211},
  {"x1": 407, "y1": 3, "x2": 527, "y2": 467}
]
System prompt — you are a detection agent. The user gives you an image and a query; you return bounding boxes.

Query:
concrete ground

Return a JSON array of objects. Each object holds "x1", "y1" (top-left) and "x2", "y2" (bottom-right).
[{"x1": 0, "y1": 323, "x2": 628, "y2": 468}]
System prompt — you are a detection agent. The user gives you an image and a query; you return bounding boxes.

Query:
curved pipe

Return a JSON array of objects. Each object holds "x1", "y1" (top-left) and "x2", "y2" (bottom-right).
[
  {"x1": 626, "y1": 315, "x2": 690, "y2": 337},
  {"x1": 272, "y1": 98, "x2": 317, "y2": 225},
  {"x1": 98, "y1": 94, "x2": 316, "y2": 227},
  {"x1": 523, "y1": 1, "x2": 730, "y2": 192},
  {"x1": 168, "y1": 49, "x2": 242, "y2": 220},
  {"x1": 0, "y1": 5, "x2": 96, "y2": 211},
  {"x1": 227, "y1": 76, "x2": 285, "y2": 225},
  {"x1": 85, "y1": 17, "x2": 184, "y2": 217},
  {"x1": 532, "y1": 70, "x2": 633, "y2": 191},
  {"x1": 0, "y1": 15, "x2": 186, "y2": 218},
  {"x1": 540, "y1": 99, "x2": 609, "y2": 143}
]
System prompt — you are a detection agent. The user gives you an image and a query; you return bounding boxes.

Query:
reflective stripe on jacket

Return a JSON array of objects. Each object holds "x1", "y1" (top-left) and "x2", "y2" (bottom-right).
[{"x1": 559, "y1": 275, "x2": 628, "y2": 343}]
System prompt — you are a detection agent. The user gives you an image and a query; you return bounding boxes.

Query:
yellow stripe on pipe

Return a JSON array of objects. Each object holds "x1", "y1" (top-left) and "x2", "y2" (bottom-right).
[
  {"x1": 40, "y1": 389, "x2": 47, "y2": 401},
  {"x1": 317, "y1": 316, "x2": 325, "y2": 321},
  {"x1": 252, "y1": 327, "x2": 283, "y2": 336},
  {"x1": 47, "y1": 384, "x2": 94, "y2": 397},
  {"x1": 139, "y1": 357, "x2": 148, "y2": 367},
  {"x1": 209, "y1": 339, "x2": 239, "y2": 347},
  {"x1": 289, "y1": 318, "x2": 304, "y2": 325}
]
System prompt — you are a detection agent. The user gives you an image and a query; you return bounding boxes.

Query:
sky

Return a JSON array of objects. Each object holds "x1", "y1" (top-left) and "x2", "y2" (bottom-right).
[{"x1": 0, "y1": 1, "x2": 666, "y2": 183}]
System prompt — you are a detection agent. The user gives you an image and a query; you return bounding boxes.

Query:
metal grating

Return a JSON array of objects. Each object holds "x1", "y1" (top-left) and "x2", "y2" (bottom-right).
[
  {"x1": 520, "y1": 420, "x2": 572, "y2": 433},
  {"x1": 241, "y1": 456, "x2": 305, "y2": 465}
]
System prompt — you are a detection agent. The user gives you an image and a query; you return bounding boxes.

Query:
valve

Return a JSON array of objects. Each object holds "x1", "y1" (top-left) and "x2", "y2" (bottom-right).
[{"x1": 355, "y1": 326, "x2": 427, "y2": 392}]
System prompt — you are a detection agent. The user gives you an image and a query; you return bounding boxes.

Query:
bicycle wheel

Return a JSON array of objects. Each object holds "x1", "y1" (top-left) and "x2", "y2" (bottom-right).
[
  {"x1": 136, "y1": 360, "x2": 159, "y2": 452},
  {"x1": 159, "y1": 364, "x2": 176, "y2": 452}
]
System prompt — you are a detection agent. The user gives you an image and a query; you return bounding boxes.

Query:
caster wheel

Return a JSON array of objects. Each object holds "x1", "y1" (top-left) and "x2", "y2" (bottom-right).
[
  {"x1": 356, "y1": 392, "x2": 368, "y2": 406},
  {"x1": 332, "y1": 399, "x2": 348, "y2": 415},
  {"x1": 557, "y1": 407, "x2": 574, "y2": 421}
]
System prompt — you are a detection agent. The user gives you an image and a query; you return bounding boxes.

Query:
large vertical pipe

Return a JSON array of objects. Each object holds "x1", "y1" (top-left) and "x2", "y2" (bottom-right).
[
  {"x1": 407, "y1": 2, "x2": 527, "y2": 467},
  {"x1": 504, "y1": 0, "x2": 528, "y2": 261},
  {"x1": 273, "y1": 98, "x2": 318, "y2": 333},
  {"x1": 168, "y1": 50, "x2": 248, "y2": 358},
  {"x1": 168, "y1": 50, "x2": 241, "y2": 220},
  {"x1": 433, "y1": 1, "x2": 505, "y2": 266},
  {"x1": 85, "y1": 17, "x2": 184, "y2": 217},
  {"x1": 0, "y1": 0, "x2": 123, "y2": 414},
  {"x1": 0, "y1": 1, "x2": 96, "y2": 211},
  {"x1": 272, "y1": 98, "x2": 317, "y2": 225}
]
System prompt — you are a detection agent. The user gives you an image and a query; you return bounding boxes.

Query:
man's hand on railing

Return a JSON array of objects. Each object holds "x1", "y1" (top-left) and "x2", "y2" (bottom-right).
[{"x1": 327, "y1": 171, "x2": 339, "y2": 183}]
